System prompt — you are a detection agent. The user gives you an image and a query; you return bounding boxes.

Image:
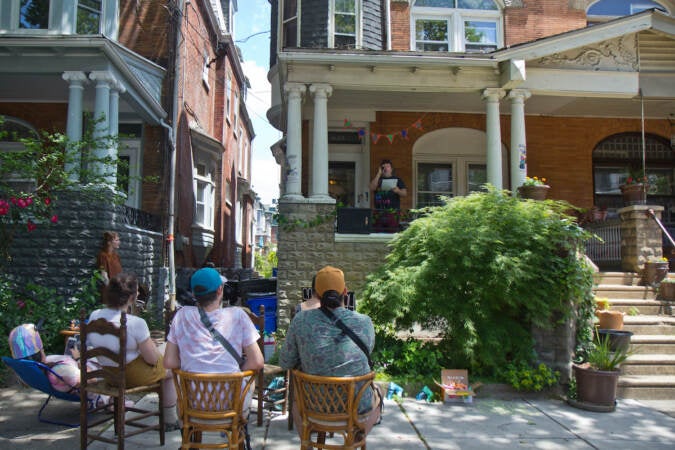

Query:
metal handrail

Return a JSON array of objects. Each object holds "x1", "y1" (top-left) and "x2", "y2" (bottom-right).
[{"x1": 647, "y1": 208, "x2": 675, "y2": 248}]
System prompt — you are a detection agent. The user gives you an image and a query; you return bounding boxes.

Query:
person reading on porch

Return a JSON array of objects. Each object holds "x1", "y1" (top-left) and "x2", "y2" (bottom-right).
[
  {"x1": 87, "y1": 272, "x2": 179, "y2": 429},
  {"x1": 96, "y1": 231, "x2": 122, "y2": 299},
  {"x1": 370, "y1": 159, "x2": 407, "y2": 231},
  {"x1": 280, "y1": 265, "x2": 381, "y2": 436},
  {"x1": 164, "y1": 266, "x2": 264, "y2": 372},
  {"x1": 295, "y1": 274, "x2": 320, "y2": 314}
]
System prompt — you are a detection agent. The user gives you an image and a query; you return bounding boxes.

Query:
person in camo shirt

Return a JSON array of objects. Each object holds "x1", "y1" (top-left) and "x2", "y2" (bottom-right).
[{"x1": 280, "y1": 265, "x2": 381, "y2": 435}]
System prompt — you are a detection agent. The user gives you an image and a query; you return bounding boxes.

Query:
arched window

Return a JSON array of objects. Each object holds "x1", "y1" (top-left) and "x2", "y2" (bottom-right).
[
  {"x1": 593, "y1": 132, "x2": 674, "y2": 221},
  {"x1": 587, "y1": 0, "x2": 669, "y2": 25},
  {"x1": 0, "y1": 116, "x2": 39, "y2": 194},
  {"x1": 411, "y1": 0, "x2": 502, "y2": 53}
]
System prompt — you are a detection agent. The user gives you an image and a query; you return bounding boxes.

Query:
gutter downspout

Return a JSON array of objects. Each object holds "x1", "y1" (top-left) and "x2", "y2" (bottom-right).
[{"x1": 164, "y1": 0, "x2": 185, "y2": 313}]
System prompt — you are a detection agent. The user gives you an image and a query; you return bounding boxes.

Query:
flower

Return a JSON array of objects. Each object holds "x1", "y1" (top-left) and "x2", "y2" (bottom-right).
[{"x1": 521, "y1": 176, "x2": 548, "y2": 187}]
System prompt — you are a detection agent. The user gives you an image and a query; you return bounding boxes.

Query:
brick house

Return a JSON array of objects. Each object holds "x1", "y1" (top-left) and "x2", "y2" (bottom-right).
[
  {"x1": 266, "y1": 1, "x2": 675, "y2": 319},
  {"x1": 0, "y1": 0, "x2": 255, "y2": 310}
]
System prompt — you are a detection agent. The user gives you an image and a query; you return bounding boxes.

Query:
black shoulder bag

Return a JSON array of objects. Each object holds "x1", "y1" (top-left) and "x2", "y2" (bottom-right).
[
  {"x1": 319, "y1": 307, "x2": 373, "y2": 370},
  {"x1": 198, "y1": 307, "x2": 245, "y2": 369}
]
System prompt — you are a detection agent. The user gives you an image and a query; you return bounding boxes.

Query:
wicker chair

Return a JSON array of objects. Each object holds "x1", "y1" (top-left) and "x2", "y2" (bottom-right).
[
  {"x1": 243, "y1": 305, "x2": 289, "y2": 426},
  {"x1": 78, "y1": 309, "x2": 165, "y2": 450},
  {"x1": 292, "y1": 369, "x2": 377, "y2": 450},
  {"x1": 172, "y1": 369, "x2": 255, "y2": 450}
]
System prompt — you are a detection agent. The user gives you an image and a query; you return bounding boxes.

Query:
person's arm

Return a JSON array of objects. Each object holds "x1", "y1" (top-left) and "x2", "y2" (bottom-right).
[
  {"x1": 369, "y1": 166, "x2": 383, "y2": 191},
  {"x1": 242, "y1": 342, "x2": 264, "y2": 371},
  {"x1": 163, "y1": 341, "x2": 181, "y2": 369},
  {"x1": 279, "y1": 323, "x2": 300, "y2": 370},
  {"x1": 138, "y1": 337, "x2": 161, "y2": 366},
  {"x1": 393, "y1": 179, "x2": 407, "y2": 198}
]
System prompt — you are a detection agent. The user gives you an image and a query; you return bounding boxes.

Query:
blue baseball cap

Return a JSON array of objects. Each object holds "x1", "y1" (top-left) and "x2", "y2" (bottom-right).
[{"x1": 190, "y1": 268, "x2": 227, "y2": 296}]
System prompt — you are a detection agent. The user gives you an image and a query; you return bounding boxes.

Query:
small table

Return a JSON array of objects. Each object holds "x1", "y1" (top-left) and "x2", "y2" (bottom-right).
[{"x1": 60, "y1": 328, "x2": 79, "y2": 348}]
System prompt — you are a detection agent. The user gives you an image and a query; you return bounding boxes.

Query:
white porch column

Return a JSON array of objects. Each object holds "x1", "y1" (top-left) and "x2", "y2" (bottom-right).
[
  {"x1": 62, "y1": 71, "x2": 88, "y2": 181},
  {"x1": 89, "y1": 71, "x2": 116, "y2": 183},
  {"x1": 282, "y1": 83, "x2": 307, "y2": 201},
  {"x1": 482, "y1": 88, "x2": 506, "y2": 188},
  {"x1": 107, "y1": 81, "x2": 126, "y2": 187},
  {"x1": 508, "y1": 89, "x2": 531, "y2": 195},
  {"x1": 309, "y1": 83, "x2": 333, "y2": 201}
]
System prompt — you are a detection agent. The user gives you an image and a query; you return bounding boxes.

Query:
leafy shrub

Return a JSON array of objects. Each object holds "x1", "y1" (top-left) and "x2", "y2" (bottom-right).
[
  {"x1": 502, "y1": 362, "x2": 559, "y2": 392},
  {"x1": 361, "y1": 187, "x2": 595, "y2": 379},
  {"x1": 0, "y1": 274, "x2": 100, "y2": 356}
]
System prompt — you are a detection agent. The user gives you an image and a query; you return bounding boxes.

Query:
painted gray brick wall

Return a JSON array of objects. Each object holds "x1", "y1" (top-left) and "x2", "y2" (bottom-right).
[{"x1": 6, "y1": 190, "x2": 163, "y2": 318}]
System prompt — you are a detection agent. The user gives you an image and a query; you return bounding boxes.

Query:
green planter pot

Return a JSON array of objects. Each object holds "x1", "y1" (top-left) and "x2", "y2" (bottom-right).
[{"x1": 572, "y1": 363, "x2": 619, "y2": 412}]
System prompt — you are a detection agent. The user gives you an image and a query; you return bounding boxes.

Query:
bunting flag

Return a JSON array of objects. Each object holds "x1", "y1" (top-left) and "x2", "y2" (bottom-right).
[{"x1": 342, "y1": 116, "x2": 426, "y2": 144}]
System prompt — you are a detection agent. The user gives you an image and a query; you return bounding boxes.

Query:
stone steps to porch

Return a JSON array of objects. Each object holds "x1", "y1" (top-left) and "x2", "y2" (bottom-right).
[{"x1": 593, "y1": 272, "x2": 675, "y2": 400}]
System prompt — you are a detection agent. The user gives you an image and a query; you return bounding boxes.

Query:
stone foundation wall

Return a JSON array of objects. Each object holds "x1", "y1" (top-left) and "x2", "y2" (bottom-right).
[{"x1": 620, "y1": 205, "x2": 664, "y2": 272}]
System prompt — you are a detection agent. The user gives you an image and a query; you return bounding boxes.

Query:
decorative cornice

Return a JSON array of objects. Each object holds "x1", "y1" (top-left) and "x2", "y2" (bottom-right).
[{"x1": 533, "y1": 35, "x2": 638, "y2": 71}]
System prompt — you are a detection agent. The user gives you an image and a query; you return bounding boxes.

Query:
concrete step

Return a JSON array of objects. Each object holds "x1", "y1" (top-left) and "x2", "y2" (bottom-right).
[
  {"x1": 621, "y1": 354, "x2": 675, "y2": 375},
  {"x1": 629, "y1": 334, "x2": 675, "y2": 354},
  {"x1": 594, "y1": 284, "x2": 658, "y2": 300},
  {"x1": 617, "y1": 375, "x2": 675, "y2": 400},
  {"x1": 594, "y1": 272, "x2": 641, "y2": 286},
  {"x1": 601, "y1": 298, "x2": 664, "y2": 314}
]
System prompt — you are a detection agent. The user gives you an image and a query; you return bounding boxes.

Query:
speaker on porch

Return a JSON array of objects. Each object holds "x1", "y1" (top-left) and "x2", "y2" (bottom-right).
[{"x1": 337, "y1": 208, "x2": 371, "y2": 234}]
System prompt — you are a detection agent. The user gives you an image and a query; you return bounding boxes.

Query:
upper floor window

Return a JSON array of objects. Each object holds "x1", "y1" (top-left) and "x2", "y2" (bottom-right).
[
  {"x1": 77, "y1": 0, "x2": 102, "y2": 34},
  {"x1": 587, "y1": 0, "x2": 669, "y2": 24},
  {"x1": 2, "y1": 0, "x2": 109, "y2": 35},
  {"x1": 282, "y1": 0, "x2": 298, "y2": 48},
  {"x1": 20, "y1": 0, "x2": 49, "y2": 29},
  {"x1": 332, "y1": 0, "x2": 358, "y2": 49},
  {"x1": 412, "y1": 0, "x2": 501, "y2": 53},
  {"x1": 0, "y1": 116, "x2": 39, "y2": 195}
]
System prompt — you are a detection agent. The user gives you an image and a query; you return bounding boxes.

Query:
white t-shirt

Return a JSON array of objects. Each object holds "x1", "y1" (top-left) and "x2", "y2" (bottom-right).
[
  {"x1": 167, "y1": 306, "x2": 259, "y2": 373},
  {"x1": 87, "y1": 308, "x2": 150, "y2": 366}
]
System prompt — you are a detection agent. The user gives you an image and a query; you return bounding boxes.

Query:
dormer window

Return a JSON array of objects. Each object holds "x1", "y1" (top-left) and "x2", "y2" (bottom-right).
[
  {"x1": 411, "y1": 0, "x2": 501, "y2": 53},
  {"x1": 587, "y1": 0, "x2": 669, "y2": 25},
  {"x1": 2, "y1": 0, "x2": 110, "y2": 35},
  {"x1": 77, "y1": 0, "x2": 102, "y2": 34}
]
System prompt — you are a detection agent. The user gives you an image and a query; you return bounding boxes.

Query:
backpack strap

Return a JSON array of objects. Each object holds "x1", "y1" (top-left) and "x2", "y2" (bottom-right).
[
  {"x1": 320, "y1": 307, "x2": 373, "y2": 370},
  {"x1": 198, "y1": 307, "x2": 245, "y2": 369}
]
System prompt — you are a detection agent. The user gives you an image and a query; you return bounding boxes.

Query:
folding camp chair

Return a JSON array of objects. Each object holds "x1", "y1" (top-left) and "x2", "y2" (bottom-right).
[{"x1": 2, "y1": 356, "x2": 80, "y2": 427}]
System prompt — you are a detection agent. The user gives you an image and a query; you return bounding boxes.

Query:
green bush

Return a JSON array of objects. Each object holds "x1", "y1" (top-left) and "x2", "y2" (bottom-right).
[
  {"x1": 360, "y1": 187, "x2": 595, "y2": 379},
  {"x1": 0, "y1": 273, "x2": 100, "y2": 357},
  {"x1": 502, "y1": 362, "x2": 559, "y2": 392}
]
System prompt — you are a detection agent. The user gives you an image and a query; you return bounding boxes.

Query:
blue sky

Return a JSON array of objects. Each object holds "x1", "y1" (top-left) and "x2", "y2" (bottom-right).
[{"x1": 235, "y1": 0, "x2": 282, "y2": 205}]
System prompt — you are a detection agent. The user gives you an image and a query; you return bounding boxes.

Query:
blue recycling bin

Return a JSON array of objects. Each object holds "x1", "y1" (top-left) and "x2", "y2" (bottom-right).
[{"x1": 246, "y1": 292, "x2": 277, "y2": 333}]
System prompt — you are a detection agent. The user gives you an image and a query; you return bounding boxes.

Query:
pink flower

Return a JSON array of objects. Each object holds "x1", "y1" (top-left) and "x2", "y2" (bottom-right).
[
  {"x1": 25, "y1": 197, "x2": 33, "y2": 206},
  {"x1": 44, "y1": 197, "x2": 51, "y2": 206},
  {"x1": 26, "y1": 221, "x2": 37, "y2": 232},
  {"x1": 16, "y1": 300, "x2": 25, "y2": 309},
  {"x1": 50, "y1": 215, "x2": 58, "y2": 224},
  {"x1": 0, "y1": 200, "x2": 8, "y2": 216},
  {"x1": 17, "y1": 198, "x2": 27, "y2": 208},
  {"x1": 10, "y1": 197, "x2": 17, "y2": 205}
]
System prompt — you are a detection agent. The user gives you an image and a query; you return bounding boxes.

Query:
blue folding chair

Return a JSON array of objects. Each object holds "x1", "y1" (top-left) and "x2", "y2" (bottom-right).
[{"x1": 2, "y1": 356, "x2": 80, "y2": 427}]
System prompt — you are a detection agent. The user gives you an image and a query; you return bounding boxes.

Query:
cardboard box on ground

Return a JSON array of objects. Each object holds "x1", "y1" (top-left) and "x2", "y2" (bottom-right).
[{"x1": 438, "y1": 369, "x2": 475, "y2": 404}]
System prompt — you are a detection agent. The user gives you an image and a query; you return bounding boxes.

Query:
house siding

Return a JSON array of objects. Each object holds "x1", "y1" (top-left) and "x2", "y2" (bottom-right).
[
  {"x1": 302, "y1": 0, "x2": 329, "y2": 48},
  {"x1": 362, "y1": 0, "x2": 385, "y2": 50}
]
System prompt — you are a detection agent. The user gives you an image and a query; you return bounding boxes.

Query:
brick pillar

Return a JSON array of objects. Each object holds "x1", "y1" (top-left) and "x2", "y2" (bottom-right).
[{"x1": 619, "y1": 205, "x2": 664, "y2": 272}]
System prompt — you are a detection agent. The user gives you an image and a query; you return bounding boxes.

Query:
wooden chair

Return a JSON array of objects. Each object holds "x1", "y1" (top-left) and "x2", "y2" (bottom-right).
[
  {"x1": 172, "y1": 369, "x2": 255, "y2": 450},
  {"x1": 78, "y1": 309, "x2": 165, "y2": 450},
  {"x1": 243, "y1": 305, "x2": 289, "y2": 427},
  {"x1": 291, "y1": 370, "x2": 377, "y2": 450}
]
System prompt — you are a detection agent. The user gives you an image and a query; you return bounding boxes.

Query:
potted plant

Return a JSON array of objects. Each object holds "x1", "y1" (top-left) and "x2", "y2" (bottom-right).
[
  {"x1": 570, "y1": 333, "x2": 632, "y2": 412},
  {"x1": 517, "y1": 176, "x2": 550, "y2": 200},
  {"x1": 595, "y1": 296, "x2": 624, "y2": 330},
  {"x1": 659, "y1": 277, "x2": 675, "y2": 301},
  {"x1": 642, "y1": 256, "x2": 670, "y2": 286},
  {"x1": 619, "y1": 171, "x2": 648, "y2": 205}
]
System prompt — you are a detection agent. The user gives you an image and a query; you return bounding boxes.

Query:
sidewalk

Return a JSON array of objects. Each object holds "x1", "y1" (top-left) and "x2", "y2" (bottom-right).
[{"x1": 1, "y1": 382, "x2": 674, "y2": 449}]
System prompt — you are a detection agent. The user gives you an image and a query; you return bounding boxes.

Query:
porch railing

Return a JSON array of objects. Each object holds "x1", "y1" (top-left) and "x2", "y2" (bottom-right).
[
  {"x1": 584, "y1": 218, "x2": 621, "y2": 269},
  {"x1": 335, "y1": 208, "x2": 414, "y2": 234},
  {"x1": 116, "y1": 205, "x2": 162, "y2": 232}
]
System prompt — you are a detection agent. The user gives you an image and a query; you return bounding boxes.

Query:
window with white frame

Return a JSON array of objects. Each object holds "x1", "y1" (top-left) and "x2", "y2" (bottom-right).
[
  {"x1": 77, "y1": 0, "x2": 102, "y2": 34},
  {"x1": 411, "y1": 0, "x2": 501, "y2": 53},
  {"x1": 0, "y1": 116, "x2": 39, "y2": 194},
  {"x1": 332, "y1": 0, "x2": 359, "y2": 49},
  {"x1": 587, "y1": 0, "x2": 668, "y2": 24},
  {"x1": 1, "y1": 0, "x2": 109, "y2": 34},
  {"x1": 193, "y1": 152, "x2": 216, "y2": 230},
  {"x1": 202, "y1": 51, "x2": 210, "y2": 90},
  {"x1": 282, "y1": 0, "x2": 299, "y2": 48},
  {"x1": 226, "y1": 72, "x2": 232, "y2": 123},
  {"x1": 233, "y1": 90, "x2": 240, "y2": 133}
]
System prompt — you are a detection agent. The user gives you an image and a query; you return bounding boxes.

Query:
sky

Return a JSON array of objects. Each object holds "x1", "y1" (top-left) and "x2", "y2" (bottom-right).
[{"x1": 235, "y1": 0, "x2": 282, "y2": 206}]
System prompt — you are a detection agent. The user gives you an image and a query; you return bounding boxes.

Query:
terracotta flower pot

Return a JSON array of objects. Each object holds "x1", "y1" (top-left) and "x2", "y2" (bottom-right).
[
  {"x1": 659, "y1": 281, "x2": 675, "y2": 300},
  {"x1": 595, "y1": 310, "x2": 624, "y2": 330},
  {"x1": 517, "y1": 185, "x2": 550, "y2": 200}
]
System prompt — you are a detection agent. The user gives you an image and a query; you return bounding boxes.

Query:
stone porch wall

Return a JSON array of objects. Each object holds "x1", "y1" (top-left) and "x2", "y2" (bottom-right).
[{"x1": 275, "y1": 201, "x2": 391, "y2": 328}]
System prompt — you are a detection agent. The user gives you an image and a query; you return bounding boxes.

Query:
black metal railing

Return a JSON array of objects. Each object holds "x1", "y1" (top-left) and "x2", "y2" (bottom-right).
[
  {"x1": 584, "y1": 218, "x2": 621, "y2": 269},
  {"x1": 335, "y1": 208, "x2": 416, "y2": 234},
  {"x1": 116, "y1": 205, "x2": 162, "y2": 232}
]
